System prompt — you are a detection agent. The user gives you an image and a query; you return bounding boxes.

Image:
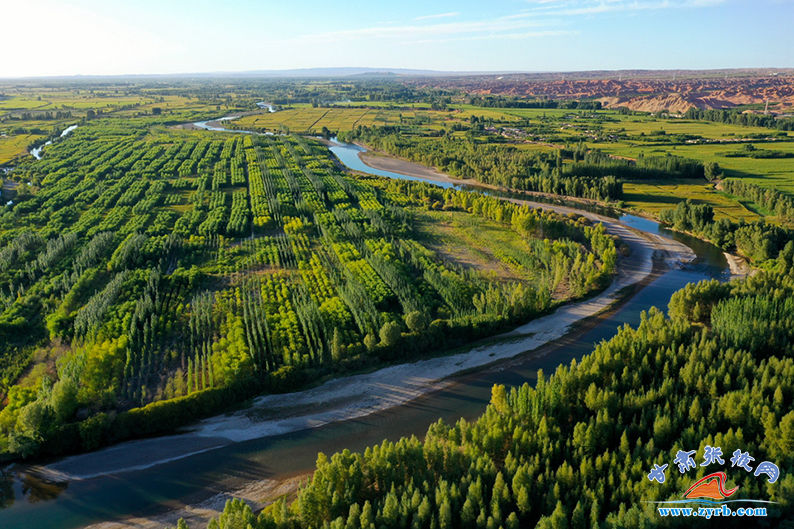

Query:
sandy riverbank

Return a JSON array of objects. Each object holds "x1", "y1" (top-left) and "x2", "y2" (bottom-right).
[
  {"x1": 723, "y1": 252, "x2": 751, "y2": 278},
  {"x1": 82, "y1": 474, "x2": 309, "y2": 529},
  {"x1": 357, "y1": 151, "x2": 472, "y2": 187}
]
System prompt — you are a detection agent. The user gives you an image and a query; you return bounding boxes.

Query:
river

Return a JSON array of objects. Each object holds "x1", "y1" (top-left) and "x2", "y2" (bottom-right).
[
  {"x1": 29, "y1": 125, "x2": 79, "y2": 160},
  {"x1": 0, "y1": 123, "x2": 728, "y2": 529}
]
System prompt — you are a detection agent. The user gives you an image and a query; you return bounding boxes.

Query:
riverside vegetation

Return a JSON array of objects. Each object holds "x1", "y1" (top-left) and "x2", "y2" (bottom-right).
[
  {"x1": 0, "y1": 117, "x2": 616, "y2": 459},
  {"x1": 178, "y1": 240, "x2": 794, "y2": 529}
]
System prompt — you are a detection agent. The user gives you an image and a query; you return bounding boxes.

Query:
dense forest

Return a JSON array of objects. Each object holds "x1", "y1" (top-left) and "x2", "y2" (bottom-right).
[
  {"x1": 564, "y1": 149, "x2": 706, "y2": 181},
  {"x1": 659, "y1": 199, "x2": 793, "y2": 262},
  {"x1": 464, "y1": 96, "x2": 603, "y2": 110},
  {"x1": 177, "y1": 247, "x2": 794, "y2": 529},
  {"x1": 684, "y1": 107, "x2": 794, "y2": 132},
  {"x1": 0, "y1": 119, "x2": 616, "y2": 459}
]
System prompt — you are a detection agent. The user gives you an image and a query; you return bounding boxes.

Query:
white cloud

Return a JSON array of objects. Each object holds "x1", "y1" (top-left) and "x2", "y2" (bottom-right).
[
  {"x1": 411, "y1": 29, "x2": 577, "y2": 45},
  {"x1": 522, "y1": 0, "x2": 726, "y2": 17},
  {"x1": 293, "y1": 0, "x2": 724, "y2": 48},
  {"x1": 414, "y1": 12, "x2": 460, "y2": 21},
  {"x1": 297, "y1": 15, "x2": 561, "y2": 43}
]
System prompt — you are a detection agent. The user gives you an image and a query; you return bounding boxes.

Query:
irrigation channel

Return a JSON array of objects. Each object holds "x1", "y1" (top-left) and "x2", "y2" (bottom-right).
[{"x1": 0, "y1": 119, "x2": 730, "y2": 529}]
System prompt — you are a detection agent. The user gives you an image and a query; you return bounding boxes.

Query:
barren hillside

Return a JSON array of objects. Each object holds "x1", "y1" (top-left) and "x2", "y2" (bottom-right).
[{"x1": 411, "y1": 69, "x2": 794, "y2": 113}]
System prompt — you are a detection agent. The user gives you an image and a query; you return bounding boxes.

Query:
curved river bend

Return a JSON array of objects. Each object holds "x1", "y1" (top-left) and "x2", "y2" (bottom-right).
[
  {"x1": 29, "y1": 125, "x2": 79, "y2": 160},
  {"x1": 0, "y1": 122, "x2": 729, "y2": 529}
]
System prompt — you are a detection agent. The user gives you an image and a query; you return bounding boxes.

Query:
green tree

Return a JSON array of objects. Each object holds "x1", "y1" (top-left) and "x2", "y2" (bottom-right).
[
  {"x1": 363, "y1": 333, "x2": 377, "y2": 352},
  {"x1": 331, "y1": 328, "x2": 344, "y2": 362},
  {"x1": 50, "y1": 377, "x2": 78, "y2": 423},
  {"x1": 404, "y1": 311, "x2": 429, "y2": 333},
  {"x1": 490, "y1": 385, "x2": 508, "y2": 415},
  {"x1": 379, "y1": 321, "x2": 402, "y2": 347}
]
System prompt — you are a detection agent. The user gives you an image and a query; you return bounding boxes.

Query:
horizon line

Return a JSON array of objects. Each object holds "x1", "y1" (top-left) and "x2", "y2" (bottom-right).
[{"x1": 2, "y1": 66, "x2": 794, "y2": 81}]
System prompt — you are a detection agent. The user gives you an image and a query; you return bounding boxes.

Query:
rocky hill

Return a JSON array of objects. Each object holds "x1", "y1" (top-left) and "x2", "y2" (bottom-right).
[{"x1": 411, "y1": 69, "x2": 794, "y2": 113}]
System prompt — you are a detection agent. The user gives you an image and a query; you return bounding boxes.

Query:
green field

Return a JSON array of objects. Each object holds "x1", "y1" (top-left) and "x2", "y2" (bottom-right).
[
  {"x1": 232, "y1": 105, "x2": 471, "y2": 133},
  {"x1": 0, "y1": 133, "x2": 44, "y2": 165},
  {"x1": 622, "y1": 180, "x2": 762, "y2": 221}
]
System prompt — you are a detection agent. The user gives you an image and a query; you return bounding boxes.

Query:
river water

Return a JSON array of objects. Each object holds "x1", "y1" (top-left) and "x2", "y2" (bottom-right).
[
  {"x1": 0, "y1": 124, "x2": 728, "y2": 529},
  {"x1": 29, "y1": 125, "x2": 78, "y2": 160}
]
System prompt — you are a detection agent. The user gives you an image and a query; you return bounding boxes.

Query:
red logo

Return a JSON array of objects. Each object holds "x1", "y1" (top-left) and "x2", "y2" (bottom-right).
[{"x1": 683, "y1": 472, "x2": 738, "y2": 500}]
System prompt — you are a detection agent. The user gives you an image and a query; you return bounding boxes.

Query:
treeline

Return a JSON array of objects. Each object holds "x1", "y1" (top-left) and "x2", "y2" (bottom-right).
[
  {"x1": 466, "y1": 96, "x2": 603, "y2": 110},
  {"x1": 339, "y1": 127, "x2": 622, "y2": 201},
  {"x1": 721, "y1": 178, "x2": 794, "y2": 223},
  {"x1": 6, "y1": 111, "x2": 74, "y2": 121},
  {"x1": 659, "y1": 199, "x2": 793, "y2": 262},
  {"x1": 179, "y1": 250, "x2": 794, "y2": 529},
  {"x1": 564, "y1": 147, "x2": 707, "y2": 180},
  {"x1": 722, "y1": 143, "x2": 794, "y2": 159},
  {"x1": 684, "y1": 107, "x2": 794, "y2": 131}
]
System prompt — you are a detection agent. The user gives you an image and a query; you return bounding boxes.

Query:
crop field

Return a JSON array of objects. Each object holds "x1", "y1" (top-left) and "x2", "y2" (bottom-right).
[
  {"x1": 233, "y1": 107, "x2": 381, "y2": 132},
  {"x1": 0, "y1": 97, "x2": 49, "y2": 110},
  {"x1": 0, "y1": 90, "x2": 197, "y2": 112},
  {"x1": 599, "y1": 117, "x2": 778, "y2": 138}
]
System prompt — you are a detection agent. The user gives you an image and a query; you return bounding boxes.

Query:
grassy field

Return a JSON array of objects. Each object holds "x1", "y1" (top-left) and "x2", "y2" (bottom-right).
[
  {"x1": 233, "y1": 106, "x2": 381, "y2": 132},
  {"x1": 416, "y1": 209, "x2": 553, "y2": 284},
  {"x1": 621, "y1": 180, "x2": 762, "y2": 221},
  {"x1": 591, "y1": 140, "x2": 794, "y2": 193},
  {"x1": 599, "y1": 116, "x2": 780, "y2": 138},
  {"x1": 0, "y1": 97, "x2": 49, "y2": 110},
  {"x1": 0, "y1": 133, "x2": 44, "y2": 165},
  {"x1": 232, "y1": 105, "x2": 472, "y2": 133},
  {"x1": 0, "y1": 87, "x2": 218, "y2": 122}
]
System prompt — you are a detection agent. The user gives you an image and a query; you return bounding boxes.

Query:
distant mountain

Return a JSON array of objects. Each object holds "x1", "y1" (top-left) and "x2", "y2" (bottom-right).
[
  {"x1": 232, "y1": 67, "x2": 452, "y2": 77},
  {"x1": 4, "y1": 67, "x2": 792, "y2": 82}
]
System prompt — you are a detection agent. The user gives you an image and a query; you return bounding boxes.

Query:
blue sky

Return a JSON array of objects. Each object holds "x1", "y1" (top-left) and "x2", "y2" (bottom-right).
[{"x1": 4, "y1": 0, "x2": 793, "y2": 77}]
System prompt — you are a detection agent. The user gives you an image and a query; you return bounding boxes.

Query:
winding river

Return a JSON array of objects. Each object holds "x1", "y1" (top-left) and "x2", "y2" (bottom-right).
[
  {"x1": 0, "y1": 121, "x2": 729, "y2": 529},
  {"x1": 29, "y1": 125, "x2": 79, "y2": 160}
]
